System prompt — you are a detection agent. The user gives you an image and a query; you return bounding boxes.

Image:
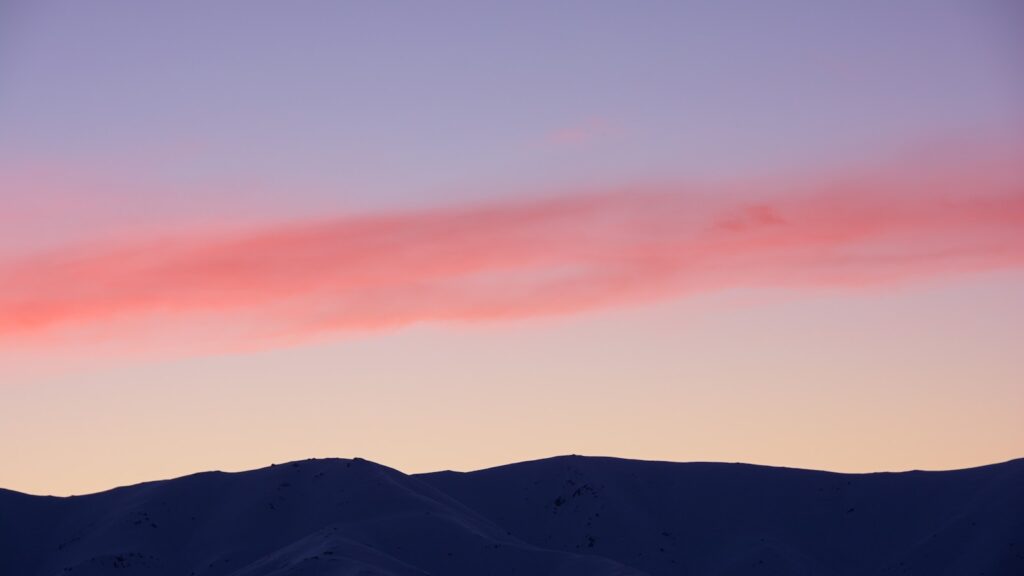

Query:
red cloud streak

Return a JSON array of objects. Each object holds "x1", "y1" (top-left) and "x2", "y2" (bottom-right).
[{"x1": 1, "y1": 150, "x2": 1022, "y2": 348}]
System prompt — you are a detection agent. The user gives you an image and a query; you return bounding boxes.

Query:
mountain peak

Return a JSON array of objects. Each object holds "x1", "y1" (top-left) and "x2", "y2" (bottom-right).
[{"x1": 2, "y1": 456, "x2": 1022, "y2": 575}]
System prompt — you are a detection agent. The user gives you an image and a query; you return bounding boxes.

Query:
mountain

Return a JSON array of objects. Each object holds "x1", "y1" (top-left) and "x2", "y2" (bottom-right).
[
  {"x1": 421, "y1": 456, "x2": 1024, "y2": 575},
  {"x1": 1, "y1": 456, "x2": 1022, "y2": 575}
]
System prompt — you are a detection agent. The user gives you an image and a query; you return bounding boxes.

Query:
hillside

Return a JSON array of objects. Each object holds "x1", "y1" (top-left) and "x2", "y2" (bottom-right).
[
  {"x1": 420, "y1": 456, "x2": 1024, "y2": 575},
  {"x1": 2, "y1": 456, "x2": 1022, "y2": 575}
]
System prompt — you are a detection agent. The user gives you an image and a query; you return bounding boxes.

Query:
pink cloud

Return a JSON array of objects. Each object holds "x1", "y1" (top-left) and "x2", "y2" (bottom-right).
[
  {"x1": 545, "y1": 118, "x2": 611, "y2": 145},
  {"x1": 1, "y1": 144, "x2": 1022, "y2": 351}
]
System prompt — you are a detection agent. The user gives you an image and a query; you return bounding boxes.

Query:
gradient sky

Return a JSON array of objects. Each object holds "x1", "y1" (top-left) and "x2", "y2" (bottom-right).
[{"x1": 1, "y1": 0, "x2": 1022, "y2": 496}]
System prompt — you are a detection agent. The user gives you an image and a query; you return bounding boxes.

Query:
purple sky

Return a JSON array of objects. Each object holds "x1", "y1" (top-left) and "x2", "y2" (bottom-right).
[{"x1": 1, "y1": 0, "x2": 1022, "y2": 495}]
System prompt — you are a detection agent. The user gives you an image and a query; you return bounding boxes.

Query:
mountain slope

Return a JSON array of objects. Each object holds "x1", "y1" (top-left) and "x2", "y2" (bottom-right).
[
  {"x1": 419, "y1": 456, "x2": 1024, "y2": 576},
  {"x1": 0, "y1": 458, "x2": 637, "y2": 576},
  {"x1": 2, "y1": 456, "x2": 1022, "y2": 575}
]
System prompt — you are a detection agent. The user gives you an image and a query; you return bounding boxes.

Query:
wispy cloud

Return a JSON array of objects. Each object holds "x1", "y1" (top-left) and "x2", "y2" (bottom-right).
[
  {"x1": 544, "y1": 118, "x2": 612, "y2": 145},
  {"x1": 1, "y1": 144, "x2": 1022, "y2": 350}
]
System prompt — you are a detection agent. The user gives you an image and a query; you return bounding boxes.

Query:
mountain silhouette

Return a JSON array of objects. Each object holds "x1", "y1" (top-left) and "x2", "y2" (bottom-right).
[{"x1": 2, "y1": 456, "x2": 1022, "y2": 575}]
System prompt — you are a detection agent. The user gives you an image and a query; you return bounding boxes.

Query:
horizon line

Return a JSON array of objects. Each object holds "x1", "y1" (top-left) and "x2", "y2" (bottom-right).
[{"x1": 7, "y1": 453, "x2": 1023, "y2": 499}]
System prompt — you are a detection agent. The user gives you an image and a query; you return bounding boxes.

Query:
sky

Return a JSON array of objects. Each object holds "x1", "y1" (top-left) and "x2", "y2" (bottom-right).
[{"x1": 1, "y1": 0, "x2": 1022, "y2": 496}]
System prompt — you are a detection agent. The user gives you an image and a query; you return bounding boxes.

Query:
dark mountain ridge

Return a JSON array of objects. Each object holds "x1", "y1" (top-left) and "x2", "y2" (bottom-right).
[{"x1": 2, "y1": 456, "x2": 1022, "y2": 575}]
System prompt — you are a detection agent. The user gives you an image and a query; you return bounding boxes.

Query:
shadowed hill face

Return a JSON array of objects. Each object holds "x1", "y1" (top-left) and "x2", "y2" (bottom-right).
[
  {"x1": 0, "y1": 458, "x2": 636, "y2": 576},
  {"x1": 2, "y1": 457, "x2": 1023, "y2": 576},
  {"x1": 419, "y1": 456, "x2": 1024, "y2": 575}
]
